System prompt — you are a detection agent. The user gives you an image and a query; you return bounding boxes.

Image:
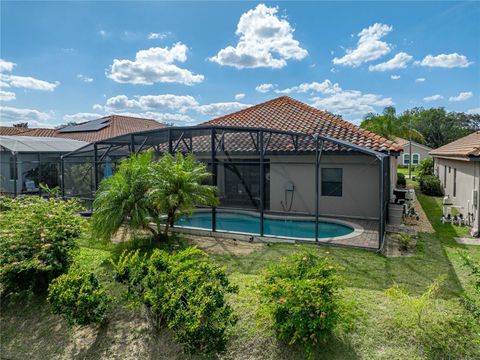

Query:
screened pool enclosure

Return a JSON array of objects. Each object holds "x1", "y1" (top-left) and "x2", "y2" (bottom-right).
[{"x1": 61, "y1": 126, "x2": 391, "y2": 250}]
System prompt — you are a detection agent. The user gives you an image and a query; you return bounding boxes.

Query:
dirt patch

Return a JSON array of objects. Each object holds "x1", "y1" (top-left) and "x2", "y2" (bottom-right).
[
  {"x1": 183, "y1": 235, "x2": 263, "y2": 256},
  {"x1": 111, "y1": 226, "x2": 151, "y2": 244},
  {"x1": 384, "y1": 233, "x2": 417, "y2": 257}
]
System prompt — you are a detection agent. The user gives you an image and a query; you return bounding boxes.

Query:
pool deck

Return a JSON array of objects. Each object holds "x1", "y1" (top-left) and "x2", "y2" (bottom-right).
[{"x1": 313, "y1": 218, "x2": 379, "y2": 249}]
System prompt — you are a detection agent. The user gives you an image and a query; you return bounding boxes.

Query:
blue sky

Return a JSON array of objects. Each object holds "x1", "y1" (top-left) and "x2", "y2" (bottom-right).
[{"x1": 1, "y1": 1, "x2": 479, "y2": 128}]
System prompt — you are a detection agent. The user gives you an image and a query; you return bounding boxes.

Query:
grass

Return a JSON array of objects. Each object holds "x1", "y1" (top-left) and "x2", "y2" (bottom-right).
[{"x1": 1, "y1": 189, "x2": 480, "y2": 359}]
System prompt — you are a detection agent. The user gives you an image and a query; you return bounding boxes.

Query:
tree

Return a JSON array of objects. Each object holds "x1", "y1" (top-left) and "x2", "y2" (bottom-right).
[
  {"x1": 92, "y1": 151, "x2": 159, "y2": 241},
  {"x1": 92, "y1": 151, "x2": 218, "y2": 241},
  {"x1": 408, "y1": 108, "x2": 471, "y2": 149},
  {"x1": 149, "y1": 153, "x2": 218, "y2": 237},
  {"x1": 361, "y1": 107, "x2": 425, "y2": 144}
]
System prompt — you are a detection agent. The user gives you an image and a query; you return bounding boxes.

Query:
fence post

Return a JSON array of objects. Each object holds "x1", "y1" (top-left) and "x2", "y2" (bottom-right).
[{"x1": 211, "y1": 128, "x2": 217, "y2": 232}]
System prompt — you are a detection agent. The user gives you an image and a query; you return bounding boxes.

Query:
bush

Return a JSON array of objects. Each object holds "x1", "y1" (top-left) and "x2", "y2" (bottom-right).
[
  {"x1": 397, "y1": 172, "x2": 406, "y2": 188},
  {"x1": 0, "y1": 196, "x2": 86, "y2": 298},
  {"x1": 419, "y1": 175, "x2": 443, "y2": 196},
  {"x1": 112, "y1": 247, "x2": 237, "y2": 356},
  {"x1": 258, "y1": 252, "x2": 341, "y2": 357},
  {"x1": 48, "y1": 267, "x2": 111, "y2": 326},
  {"x1": 417, "y1": 157, "x2": 434, "y2": 179}
]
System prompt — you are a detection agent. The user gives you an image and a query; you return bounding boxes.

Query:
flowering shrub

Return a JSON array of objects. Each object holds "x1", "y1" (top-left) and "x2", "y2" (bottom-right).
[
  {"x1": 0, "y1": 196, "x2": 86, "y2": 297},
  {"x1": 258, "y1": 252, "x2": 341, "y2": 357},
  {"x1": 112, "y1": 247, "x2": 237, "y2": 356},
  {"x1": 48, "y1": 267, "x2": 111, "y2": 326}
]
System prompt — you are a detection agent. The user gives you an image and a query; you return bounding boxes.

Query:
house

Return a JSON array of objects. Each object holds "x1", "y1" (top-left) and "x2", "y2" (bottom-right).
[
  {"x1": 0, "y1": 136, "x2": 88, "y2": 195},
  {"x1": 394, "y1": 137, "x2": 432, "y2": 166},
  {"x1": 0, "y1": 115, "x2": 166, "y2": 195},
  {"x1": 430, "y1": 131, "x2": 480, "y2": 234},
  {"x1": 61, "y1": 96, "x2": 402, "y2": 249}
]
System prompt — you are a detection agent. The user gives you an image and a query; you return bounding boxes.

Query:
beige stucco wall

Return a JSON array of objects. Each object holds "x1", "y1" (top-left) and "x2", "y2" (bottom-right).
[
  {"x1": 269, "y1": 154, "x2": 382, "y2": 219},
  {"x1": 434, "y1": 157, "x2": 480, "y2": 231},
  {"x1": 397, "y1": 142, "x2": 431, "y2": 166}
]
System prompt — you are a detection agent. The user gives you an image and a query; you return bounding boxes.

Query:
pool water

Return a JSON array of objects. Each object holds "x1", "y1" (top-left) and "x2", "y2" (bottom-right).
[{"x1": 175, "y1": 211, "x2": 354, "y2": 239}]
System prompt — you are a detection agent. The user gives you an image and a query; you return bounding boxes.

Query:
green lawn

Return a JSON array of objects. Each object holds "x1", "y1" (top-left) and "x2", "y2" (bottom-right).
[{"x1": 1, "y1": 191, "x2": 479, "y2": 360}]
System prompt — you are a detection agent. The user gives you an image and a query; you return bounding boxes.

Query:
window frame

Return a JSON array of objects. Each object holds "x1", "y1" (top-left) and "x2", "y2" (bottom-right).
[
  {"x1": 412, "y1": 153, "x2": 420, "y2": 165},
  {"x1": 403, "y1": 153, "x2": 410, "y2": 165}
]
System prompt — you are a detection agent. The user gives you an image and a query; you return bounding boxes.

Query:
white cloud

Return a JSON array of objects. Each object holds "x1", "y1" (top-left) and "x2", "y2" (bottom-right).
[
  {"x1": 0, "y1": 59, "x2": 16, "y2": 72},
  {"x1": 368, "y1": 52, "x2": 412, "y2": 71},
  {"x1": 0, "y1": 90, "x2": 16, "y2": 101},
  {"x1": 0, "y1": 106, "x2": 54, "y2": 125},
  {"x1": 63, "y1": 112, "x2": 103, "y2": 122},
  {"x1": 415, "y1": 77, "x2": 426, "y2": 83},
  {"x1": 391, "y1": 75, "x2": 401, "y2": 80},
  {"x1": 1, "y1": 74, "x2": 59, "y2": 91},
  {"x1": 92, "y1": 104, "x2": 104, "y2": 111},
  {"x1": 105, "y1": 94, "x2": 199, "y2": 112},
  {"x1": 424, "y1": 94, "x2": 444, "y2": 102},
  {"x1": 113, "y1": 111, "x2": 194, "y2": 124},
  {"x1": 107, "y1": 43, "x2": 204, "y2": 85},
  {"x1": 148, "y1": 32, "x2": 168, "y2": 40},
  {"x1": 235, "y1": 93, "x2": 246, "y2": 100},
  {"x1": 77, "y1": 74, "x2": 93, "y2": 83},
  {"x1": 466, "y1": 108, "x2": 480, "y2": 115},
  {"x1": 449, "y1": 91, "x2": 473, "y2": 102},
  {"x1": 210, "y1": 4, "x2": 307, "y2": 69},
  {"x1": 333, "y1": 23, "x2": 392, "y2": 67},
  {"x1": 310, "y1": 90, "x2": 393, "y2": 115},
  {"x1": 194, "y1": 102, "x2": 252, "y2": 116},
  {"x1": 255, "y1": 83, "x2": 276, "y2": 93},
  {"x1": 275, "y1": 80, "x2": 341, "y2": 95},
  {"x1": 418, "y1": 53, "x2": 472, "y2": 68},
  {"x1": 99, "y1": 30, "x2": 109, "y2": 38}
]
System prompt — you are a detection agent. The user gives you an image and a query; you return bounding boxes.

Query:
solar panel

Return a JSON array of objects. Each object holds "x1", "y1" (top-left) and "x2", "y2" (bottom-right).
[{"x1": 58, "y1": 117, "x2": 110, "y2": 133}]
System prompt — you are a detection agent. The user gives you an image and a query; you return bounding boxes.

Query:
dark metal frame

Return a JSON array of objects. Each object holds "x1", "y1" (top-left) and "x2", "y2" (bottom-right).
[{"x1": 61, "y1": 125, "x2": 390, "y2": 250}]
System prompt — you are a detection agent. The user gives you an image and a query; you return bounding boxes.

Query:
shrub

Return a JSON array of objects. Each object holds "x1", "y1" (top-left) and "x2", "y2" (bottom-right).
[
  {"x1": 417, "y1": 157, "x2": 434, "y2": 179},
  {"x1": 48, "y1": 267, "x2": 111, "y2": 326},
  {"x1": 396, "y1": 172, "x2": 406, "y2": 188},
  {"x1": 112, "y1": 247, "x2": 237, "y2": 356},
  {"x1": 258, "y1": 252, "x2": 341, "y2": 357},
  {"x1": 419, "y1": 175, "x2": 443, "y2": 196},
  {"x1": 0, "y1": 196, "x2": 86, "y2": 298}
]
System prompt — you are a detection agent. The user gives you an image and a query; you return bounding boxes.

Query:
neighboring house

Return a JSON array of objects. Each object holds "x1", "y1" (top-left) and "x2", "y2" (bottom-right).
[
  {"x1": 0, "y1": 115, "x2": 166, "y2": 195},
  {"x1": 0, "y1": 136, "x2": 88, "y2": 195},
  {"x1": 0, "y1": 115, "x2": 165, "y2": 143},
  {"x1": 430, "y1": 131, "x2": 480, "y2": 234},
  {"x1": 394, "y1": 137, "x2": 432, "y2": 166}
]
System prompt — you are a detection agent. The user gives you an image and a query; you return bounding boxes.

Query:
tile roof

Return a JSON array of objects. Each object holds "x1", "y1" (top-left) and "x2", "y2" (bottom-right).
[
  {"x1": 430, "y1": 131, "x2": 480, "y2": 158},
  {"x1": 201, "y1": 96, "x2": 402, "y2": 153},
  {"x1": 0, "y1": 115, "x2": 166, "y2": 143}
]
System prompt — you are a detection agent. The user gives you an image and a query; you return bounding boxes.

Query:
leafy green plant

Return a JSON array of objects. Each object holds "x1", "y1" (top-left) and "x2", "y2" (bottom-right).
[
  {"x1": 92, "y1": 151, "x2": 218, "y2": 241},
  {"x1": 399, "y1": 234, "x2": 412, "y2": 252},
  {"x1": 419, "y1": 175, "x2": 443, "y2": 196},
  {"x1": 0, "y1": 196, "x2": 86, "y2": 298},
  {"x1": 111, "y1": 247, "x2": 237, "y2": 356},
  {"x1": 48, "y1": 267, "x2": 111, "y2": 326},
  {"x1": 39, "y1": 183, "x2": 61, "y2": 197},
  {"x1": 396, "y1": 172, "x2": 406, "y2": 188},
  {"x1": 416, "y1": 157, "x2": 434, "y2": 179},
  {"x1": 258, "y1": 252, "x2": 341, "y2": 357},
  {"x1": 149, "y1": 153, "x2": 219, "y2": 237}
]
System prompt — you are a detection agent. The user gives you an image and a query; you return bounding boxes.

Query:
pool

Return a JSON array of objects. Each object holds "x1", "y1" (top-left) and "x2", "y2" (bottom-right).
[{"x1": 175, "y1": 211, "x2": 355, "y2": 239}]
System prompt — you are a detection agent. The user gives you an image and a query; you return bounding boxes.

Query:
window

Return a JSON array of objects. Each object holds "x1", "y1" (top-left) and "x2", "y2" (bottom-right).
[
  {"x1": 444, "y1": 166, "x2": 447, "y2": 188},
  {"x1": 449, "y1": 166, "x2": 451, "y2": 173},
  {"x1": 9, "y1": 157, "x2": 17, "y2": 180},
  {"x1": 453, "y1": 168, "x2": 457, "y2": 197},
  {"x1": 403, "y1": 153, "x2": 410, "y2": 165},
  {"x1": 412, "y1": 153, "x2": 420, "y2": 165},
  {"x1": 322, "y1": 168, "x2": 342, "y2": 197}
]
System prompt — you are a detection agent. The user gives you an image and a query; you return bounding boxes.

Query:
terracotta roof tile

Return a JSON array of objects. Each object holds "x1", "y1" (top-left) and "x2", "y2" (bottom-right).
[
  {"x1": 201, "y1": 96, "x2": 402, "y2": 153},
  {"x1": 0, "y1": 115, "x2": 166, "y2": 143},
  {"x1": 430, "y1": 131, "x2": 480, "y2": 158}
]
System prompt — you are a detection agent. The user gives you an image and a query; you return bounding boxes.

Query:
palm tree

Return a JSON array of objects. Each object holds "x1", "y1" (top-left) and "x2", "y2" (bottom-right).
[
  {"x1": 149, "y1": 153, "x2": 219, "y2": 237},
  {"x1": 92, "y1": 151, "x2": 159, "y2": 241}
]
